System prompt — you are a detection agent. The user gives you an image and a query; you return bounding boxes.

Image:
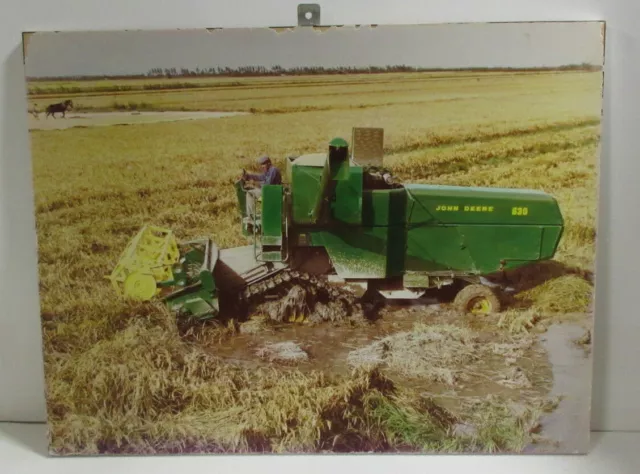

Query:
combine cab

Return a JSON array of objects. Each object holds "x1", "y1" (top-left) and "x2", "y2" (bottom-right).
[{"x1": 108, "y1": 127, "x2": 564, "y2": 321}]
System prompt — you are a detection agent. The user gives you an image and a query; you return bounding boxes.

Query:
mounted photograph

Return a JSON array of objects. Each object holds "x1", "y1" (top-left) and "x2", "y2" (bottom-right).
[{"x1": 21, "y1": 21, "x2": 605, "y2": 455}]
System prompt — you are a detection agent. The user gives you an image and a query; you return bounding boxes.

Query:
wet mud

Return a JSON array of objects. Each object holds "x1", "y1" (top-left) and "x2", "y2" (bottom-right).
[{"x1": 207, "y1": 300, "x2": 592, "y2": 454}]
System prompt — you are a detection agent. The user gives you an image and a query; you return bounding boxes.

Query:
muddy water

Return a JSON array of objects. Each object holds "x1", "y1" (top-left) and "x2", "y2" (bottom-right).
[
  {"x1": 210, "y1": 303, "x2": 591, "y2": 454},
  {"x1": 525, "y1": 322, "x2": 593, "y2": 453},
  {"x1": 214, "y1": 302, "x2": 553, "y2": 400},
  {"x1": 213, "y1": 303, "x2": 436, "y2": 375},
  {"x1": 28, "y1": 111, "x2": 251, "y2": 130}
]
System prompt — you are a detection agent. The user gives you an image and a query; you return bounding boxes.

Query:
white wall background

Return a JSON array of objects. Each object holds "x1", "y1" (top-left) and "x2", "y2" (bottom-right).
[{"x1": 1, "y1": 0, "x2": 638, "y2": 435}]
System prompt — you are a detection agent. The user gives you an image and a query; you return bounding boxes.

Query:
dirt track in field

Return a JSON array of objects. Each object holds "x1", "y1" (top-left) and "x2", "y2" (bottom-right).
[{"x1": 28, "y1": 111, "x2": 250, "y2": 130}]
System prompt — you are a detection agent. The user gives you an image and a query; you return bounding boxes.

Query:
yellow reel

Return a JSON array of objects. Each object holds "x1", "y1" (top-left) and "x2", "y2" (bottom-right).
[{"x1": 123, "y1": 272, "x2": 158, "y2": 301}]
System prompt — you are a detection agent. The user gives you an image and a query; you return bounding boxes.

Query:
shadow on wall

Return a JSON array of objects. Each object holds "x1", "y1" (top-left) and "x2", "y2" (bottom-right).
[
  {"x1": 0, "y1": 422, "x2": 49, "y2": 457},
  {"x1": 0, "y1": 45, "x2": 46, "y2": 422}
]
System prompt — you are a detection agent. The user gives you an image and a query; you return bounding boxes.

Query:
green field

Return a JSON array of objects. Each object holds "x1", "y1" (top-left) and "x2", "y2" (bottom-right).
[{"x1": 29, "y1": 70, "x2": 601, "y2": 454}]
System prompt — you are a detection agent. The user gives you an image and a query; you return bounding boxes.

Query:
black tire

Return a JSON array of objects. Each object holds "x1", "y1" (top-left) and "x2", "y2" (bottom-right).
[{"x1": 453, "y1": 284, "x2": 501, "y2": 314}]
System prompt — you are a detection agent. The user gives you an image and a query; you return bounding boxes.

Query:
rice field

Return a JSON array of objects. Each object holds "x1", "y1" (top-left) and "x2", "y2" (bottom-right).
[{"x1": 28, "y1": 70, "x2": 602, "y2": 455}]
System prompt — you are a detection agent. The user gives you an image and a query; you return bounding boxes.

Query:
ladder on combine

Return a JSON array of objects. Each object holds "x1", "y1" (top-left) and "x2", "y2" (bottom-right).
[{"x1": 250, "y1": 184, "x2": 289, "y2": 263}]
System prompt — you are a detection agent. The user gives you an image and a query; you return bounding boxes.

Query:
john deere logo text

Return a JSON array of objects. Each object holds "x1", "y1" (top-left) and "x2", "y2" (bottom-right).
[
  {"x1": 435, "y1": 205, "x2": 494, "y2": 212},
  {"x1": 435, "y1": 205, "x2": 459, "y2": 211}
]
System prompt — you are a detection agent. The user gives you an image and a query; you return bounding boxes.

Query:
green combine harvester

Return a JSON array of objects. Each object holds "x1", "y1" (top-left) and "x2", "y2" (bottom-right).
[{"x1": 107, "y1": 127, "x2": 564, "y2": 321}]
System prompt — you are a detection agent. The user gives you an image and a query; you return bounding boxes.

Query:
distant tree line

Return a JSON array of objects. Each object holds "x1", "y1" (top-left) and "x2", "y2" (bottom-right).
[
  {"x1": 145, "y1": 64, "x2": 454, "y2": 77},
  {"x1": 27, "y1": 63, "x2": 601, "y2": 81}
]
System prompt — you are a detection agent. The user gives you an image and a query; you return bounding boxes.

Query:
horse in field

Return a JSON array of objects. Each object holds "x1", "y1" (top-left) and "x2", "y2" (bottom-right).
[{"x1": 45, "y1": 100, "x2": 73, "y2": 119}]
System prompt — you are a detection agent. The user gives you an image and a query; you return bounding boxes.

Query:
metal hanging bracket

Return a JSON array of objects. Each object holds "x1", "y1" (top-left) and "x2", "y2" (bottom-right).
[{"x1": 298, "y1": 4, "x2": 321, "y2": 26}]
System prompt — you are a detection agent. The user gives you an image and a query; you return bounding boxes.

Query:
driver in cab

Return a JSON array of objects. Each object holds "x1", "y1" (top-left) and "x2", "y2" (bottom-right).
[{"x1": 241, "y1": 155, "x2": 282, "y2": 218}]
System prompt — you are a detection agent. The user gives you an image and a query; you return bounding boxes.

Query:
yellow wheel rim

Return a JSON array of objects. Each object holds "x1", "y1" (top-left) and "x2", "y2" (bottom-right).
[
  {"x1": 124, "y1": 272, "x2": 157, "y2": 301},
  {"x1": 468, "y1": 297, "x2": 491, "y2": 314}
]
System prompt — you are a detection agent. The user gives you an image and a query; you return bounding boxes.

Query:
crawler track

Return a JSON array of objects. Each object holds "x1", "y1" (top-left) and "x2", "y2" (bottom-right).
[{"x1": 238, "y1": 269, "x2": 370, "y2": 323}]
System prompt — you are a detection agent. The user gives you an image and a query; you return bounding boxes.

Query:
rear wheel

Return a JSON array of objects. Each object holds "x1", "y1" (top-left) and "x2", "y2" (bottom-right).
[{"x1": 454, "y1": 284, "x2": 501, "y2": 315}]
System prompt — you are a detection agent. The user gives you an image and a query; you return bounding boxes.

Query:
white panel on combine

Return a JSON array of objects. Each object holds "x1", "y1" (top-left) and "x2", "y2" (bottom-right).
[{"x1": 351, "y1": 127, "x2": 384, "y2": 166}]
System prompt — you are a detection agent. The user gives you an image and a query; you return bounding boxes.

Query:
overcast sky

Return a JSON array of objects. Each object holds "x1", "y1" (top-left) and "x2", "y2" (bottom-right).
[{"x1": 23, "y1": 22, "x2": 604, "y2": 78}]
